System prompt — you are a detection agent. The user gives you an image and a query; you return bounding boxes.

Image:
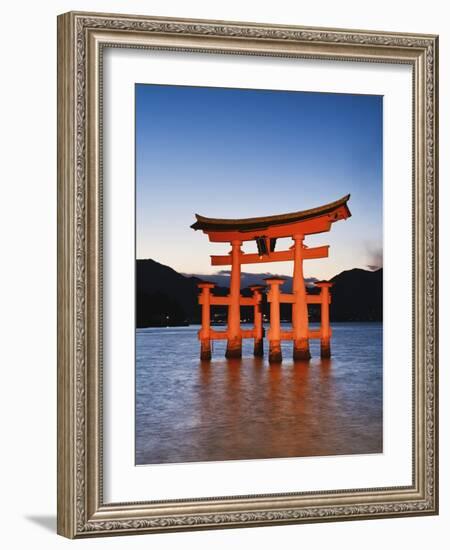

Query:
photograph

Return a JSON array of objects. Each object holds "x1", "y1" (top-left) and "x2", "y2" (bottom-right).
[{"x1": 135, "y1": 84, "x2": 383, "y2": 465}]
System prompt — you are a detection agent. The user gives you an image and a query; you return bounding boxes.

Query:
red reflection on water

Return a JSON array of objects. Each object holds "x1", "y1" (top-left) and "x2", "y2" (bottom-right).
[{"x1": 136, "y1": 325, "x2": 383, "y2": 465}]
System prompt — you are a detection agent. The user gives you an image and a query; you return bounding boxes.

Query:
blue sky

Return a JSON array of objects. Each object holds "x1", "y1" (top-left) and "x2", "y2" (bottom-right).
[{"x1": 136, "y1": 84, "x2": 382, "y2": 280}]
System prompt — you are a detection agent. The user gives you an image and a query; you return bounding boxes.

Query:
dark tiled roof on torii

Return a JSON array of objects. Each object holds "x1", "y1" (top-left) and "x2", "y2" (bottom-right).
[{"x1": 191, "y1": 194, "x2": 351, "y2": 232}]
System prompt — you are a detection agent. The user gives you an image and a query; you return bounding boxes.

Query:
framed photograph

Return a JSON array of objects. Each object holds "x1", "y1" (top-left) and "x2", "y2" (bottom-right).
[{"x1": 57, "y1": 11, "x2": 439, "y2": 538}]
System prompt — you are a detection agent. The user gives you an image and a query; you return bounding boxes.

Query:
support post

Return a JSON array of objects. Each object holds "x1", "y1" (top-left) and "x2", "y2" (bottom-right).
[
  {"x1": 225, "y1": 240, "x2": 242, "y2": 358},
  {"x1": 249, "y1": 285, "x2": 264, "y2": 357},
  {"x1": 265, "y1": 277, "x2": 285, "y2": 363},
  {"x1": 315, "y1": 281, "x2": 333, "y2": 358},
  {"x1": 292, "y1": 235, "x2": 311, "y2": 360},
  {"x1": 197, "y1": 282, "x2": 216, "y2": 360}
]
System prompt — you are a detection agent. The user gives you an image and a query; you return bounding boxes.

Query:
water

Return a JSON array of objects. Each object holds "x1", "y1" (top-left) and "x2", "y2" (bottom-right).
[{"x1": 136, "y1": 323, "x2": 382, "y2": 465}]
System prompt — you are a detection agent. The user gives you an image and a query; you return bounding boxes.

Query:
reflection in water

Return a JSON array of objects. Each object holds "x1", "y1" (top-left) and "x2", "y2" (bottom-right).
[{"x1": 135, "y1": 323, "x2": 382, "y2": 465}]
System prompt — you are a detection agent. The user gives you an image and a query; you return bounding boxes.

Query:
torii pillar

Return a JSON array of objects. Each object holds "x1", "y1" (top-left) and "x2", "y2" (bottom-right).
[
  {"x1": 315, "y1": 281, "x2": 333, "y2": 358},
  {"x1": 225, "y1": 240, "x2": 243, "y2": 358},
  {"x1": 249, "y1": 285, "x2": 264, "y2": 357},
  {"x1": 197, "y1": 281, "x2": 216, "y2": 360},
  {"x1": 266, "y1": 277, "x2": 285, "y2": 363},
  {"x1": 292, "y1": 234, "x2": 311, "y2": 360}
]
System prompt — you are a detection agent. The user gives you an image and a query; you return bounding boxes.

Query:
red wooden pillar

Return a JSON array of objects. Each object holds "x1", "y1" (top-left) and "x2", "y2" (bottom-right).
[
  {"x1": 315, "y1": 281, "x2": 333, "y2": 358},
  {"x1": 249, "y1": 285, "x2": 264, "y2": 357},
  {"x1": 197, "y1": 282, "x2": 216, "y2": 360},
  {"x1": 225, "y1": 240, "x2": 243, "y2": 358},
  {"x1": 292, "y1": 235, "x2": 311, "y2": 360},
  {"x1": 265, "y1": 277, "x2": 285, "y2": 363}
]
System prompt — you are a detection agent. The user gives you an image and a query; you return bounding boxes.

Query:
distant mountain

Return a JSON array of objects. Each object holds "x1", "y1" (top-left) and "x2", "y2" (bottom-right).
[
  {"x1": 136, "y1": 259, "x2": 382, "y2": 327},
  {"x1": 136, "y1": 259, "x2": 228, "y2": 327},
  {"x1": 137, "y1": 259, "x2": 198, "y2": 327},
  {"x1": 330, "y1": 268, "x2": 383, "y2": 321}
]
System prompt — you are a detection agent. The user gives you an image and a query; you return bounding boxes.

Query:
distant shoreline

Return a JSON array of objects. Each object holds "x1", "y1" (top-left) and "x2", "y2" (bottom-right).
[
  {"x1": 137, "y1": 320, "x2": 383, "y2": 329},
  {"x1": 136, "y1": 259, "x2": 382, "y2": 327}
]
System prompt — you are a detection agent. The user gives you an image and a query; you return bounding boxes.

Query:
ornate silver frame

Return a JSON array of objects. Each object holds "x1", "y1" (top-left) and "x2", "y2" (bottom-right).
[{"x1": 57, "y1": 11, "x2": 439, "y2": 538}]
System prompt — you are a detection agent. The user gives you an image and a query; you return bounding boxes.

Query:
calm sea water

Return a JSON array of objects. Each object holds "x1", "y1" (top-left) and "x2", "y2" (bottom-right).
[{"x1": 136, "y1": 323, "x2": 382, "y2": 465}]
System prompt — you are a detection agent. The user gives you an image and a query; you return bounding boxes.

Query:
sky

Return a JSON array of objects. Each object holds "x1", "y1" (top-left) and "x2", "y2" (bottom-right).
[{"x1": 136, "y1": 84, "x2": 382, "y2": 281}]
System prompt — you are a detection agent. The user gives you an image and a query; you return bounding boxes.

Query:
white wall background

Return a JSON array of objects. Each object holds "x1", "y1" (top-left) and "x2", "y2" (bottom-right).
[{"x1": 0, "y1": 1, "x2": 446, "y2": 548}]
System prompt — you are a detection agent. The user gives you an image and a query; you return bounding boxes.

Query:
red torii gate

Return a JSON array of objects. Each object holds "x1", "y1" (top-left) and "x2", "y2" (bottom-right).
[{"x1": 191, "y1": 195, "x2": 351, "y2": 362}]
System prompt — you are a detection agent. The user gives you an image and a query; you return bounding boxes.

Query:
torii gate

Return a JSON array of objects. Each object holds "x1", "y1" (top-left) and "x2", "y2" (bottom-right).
[{"x1": 191, "y1": 195, "x2": 351, "y2": 362}]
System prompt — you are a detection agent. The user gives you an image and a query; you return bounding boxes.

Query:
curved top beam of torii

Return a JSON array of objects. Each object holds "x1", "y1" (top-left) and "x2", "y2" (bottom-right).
[{"x1": 191, "y1": 194, "x2": 351, "y2": 243}]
